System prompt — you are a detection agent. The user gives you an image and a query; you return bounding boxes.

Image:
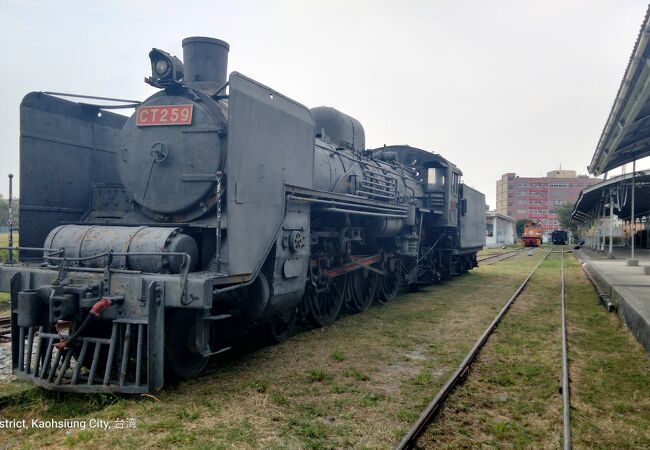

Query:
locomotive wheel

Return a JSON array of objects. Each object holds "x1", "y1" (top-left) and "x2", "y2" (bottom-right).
[
  {"x1": 166, "y1": 309, "x2": 209, "y2": 381},
  {"x1": 303, "y1": 277, "x2": 345, "y2": 328},
  {"x1": 266, "y1": 308, "x2": 298, "y2": 344},
  {"x1": 379, "y1": 264, "x2": 401, "y2": 302},
  {"x1": 347, "y1": 270, "x2": 378, "y2": 313}
]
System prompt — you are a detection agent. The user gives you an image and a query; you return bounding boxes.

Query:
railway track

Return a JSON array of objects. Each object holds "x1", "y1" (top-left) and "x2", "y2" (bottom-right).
[
  {"x1": 397, "y1": 246, "x2": 572, "y2": 449},
  {"x1": 477, "y1": 247, "x2": 528, "y2": 265},
  {"x1": 0, "y1": 316, "x2": 10, "y2": 342},
  {"x1": 560, "y1": 247, "x2": 571, "y2": 449}
]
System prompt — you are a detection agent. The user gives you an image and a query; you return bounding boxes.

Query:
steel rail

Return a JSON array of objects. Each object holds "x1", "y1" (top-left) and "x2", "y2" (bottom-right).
[
  {"x1": 396, "y1": 247, "x2": 554, "y2": 449},
  {"x1": 477, "y1": 247, "x2": 527, "y2": 263},
  {"x1": 560, "y1": 247, "x2": 572, "y2": 449},
  {"x1": 0, "y1": 316, "x2": 10, "y2": 341}
]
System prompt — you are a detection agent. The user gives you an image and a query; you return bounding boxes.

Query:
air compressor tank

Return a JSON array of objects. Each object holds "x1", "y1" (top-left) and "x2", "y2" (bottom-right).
[{"x1": 44, "y1": 225, "x2": 198, "y2": 273}]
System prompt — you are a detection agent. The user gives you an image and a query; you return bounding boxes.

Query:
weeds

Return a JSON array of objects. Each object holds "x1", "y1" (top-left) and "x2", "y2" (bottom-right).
[{"x1": 305, "y1": 369, "x2": 334, "y2": 383}]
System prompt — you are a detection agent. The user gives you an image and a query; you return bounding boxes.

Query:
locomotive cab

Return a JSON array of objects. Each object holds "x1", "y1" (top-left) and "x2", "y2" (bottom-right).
[{"x1": 426, "y1": 166, "x2": 446, "y2": 191}]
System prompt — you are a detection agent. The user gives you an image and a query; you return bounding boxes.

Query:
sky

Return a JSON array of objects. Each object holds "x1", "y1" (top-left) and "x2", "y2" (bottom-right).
[{"x1": 0, "y1": 0, "x2": 648, "y2": 209}]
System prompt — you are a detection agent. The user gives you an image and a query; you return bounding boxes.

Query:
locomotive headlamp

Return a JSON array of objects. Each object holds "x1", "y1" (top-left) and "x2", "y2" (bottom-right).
[
  {"x1": 154, "y1": 59, "x2": 170, "y2": 77},
  {"x1": 145, "y1": 48, "x2": 184, "y2": 88}
]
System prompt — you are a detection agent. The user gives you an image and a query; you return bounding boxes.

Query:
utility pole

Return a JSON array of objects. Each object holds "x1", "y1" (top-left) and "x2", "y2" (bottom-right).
[{"x1": 7, "y1": 173, "x2": 14, "y2": 264}]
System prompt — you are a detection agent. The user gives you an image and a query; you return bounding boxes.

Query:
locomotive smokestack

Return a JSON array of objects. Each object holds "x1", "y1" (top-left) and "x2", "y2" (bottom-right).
[{"x1": 182, "y1": 37, "x2": 230, "y2": 86}]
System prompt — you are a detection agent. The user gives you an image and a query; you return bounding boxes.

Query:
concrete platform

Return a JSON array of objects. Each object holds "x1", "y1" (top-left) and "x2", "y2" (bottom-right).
[{"x1": 575, "y1": 246, "x2": 650, "y2": 354}]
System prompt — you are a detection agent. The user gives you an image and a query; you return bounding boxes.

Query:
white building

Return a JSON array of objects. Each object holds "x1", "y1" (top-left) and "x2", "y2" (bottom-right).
[{"x1": 486, "y1": 211, "x2": 516, "y2": 247}]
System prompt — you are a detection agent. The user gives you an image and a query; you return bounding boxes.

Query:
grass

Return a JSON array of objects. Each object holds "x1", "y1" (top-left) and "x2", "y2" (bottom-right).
[
  {"x1": 0, "y1": 249, "x2": 549, "y2": 448},
  {"x1": 0, "y1": 293, "x2": 9, "y2": 313},
  {"x1": 477, "y1": 243, "x2": 521, "y2": 257},
  {"x1": 0, "y1": 380, "x2": 35, "y2": 400},
  {"x1": 418, "y1": 251, "x2": 650, "y2": 448},
  {"x1": 0, "y1": 232, "x2": 16, "y2": 306},
  {"x1": 0, "y1": 231, "x2": 17, "y2": 261},
  {"x1": 566, "y1": 255, "x2": 650, "y2": 448},
  {"x1": 3, "y1": 248, "x2": 647, "y2": 448}
]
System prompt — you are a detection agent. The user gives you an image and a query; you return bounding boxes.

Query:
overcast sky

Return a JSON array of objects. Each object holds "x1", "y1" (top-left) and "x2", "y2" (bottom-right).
[{"x1": 0, "y1": 0, "x2": 648, "y2": 208}]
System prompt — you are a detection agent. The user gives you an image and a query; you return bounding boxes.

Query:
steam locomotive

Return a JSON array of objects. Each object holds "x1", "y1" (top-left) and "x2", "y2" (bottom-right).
[{"x1": 0, "y1": 37, "x2": 485, "y2": 393}]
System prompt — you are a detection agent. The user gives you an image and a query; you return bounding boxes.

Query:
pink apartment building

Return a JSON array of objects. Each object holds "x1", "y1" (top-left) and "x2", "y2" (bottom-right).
[{"x1": 496, "y1": 170, "x2": 601, "y2": 233}]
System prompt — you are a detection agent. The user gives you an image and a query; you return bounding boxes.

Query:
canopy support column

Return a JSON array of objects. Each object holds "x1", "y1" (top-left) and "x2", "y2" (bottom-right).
[
  {"x1": 600, "y1": 204, "x2": 606, "y2": 253},
  {"x1": 608, "y1": 185, "x2": 614, "y2": 258},
  {"x1": 628, "y1": 159, "x2": 638, "y2": 266}
]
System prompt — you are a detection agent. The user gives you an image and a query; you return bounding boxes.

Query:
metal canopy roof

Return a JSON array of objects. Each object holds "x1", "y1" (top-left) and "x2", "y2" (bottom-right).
[
  {"x1": 571, "y1": 171, "x2": 650, "y2": 222},
  {"x1": 588, "y1": 6, "x2": 650, "y2": 176}
]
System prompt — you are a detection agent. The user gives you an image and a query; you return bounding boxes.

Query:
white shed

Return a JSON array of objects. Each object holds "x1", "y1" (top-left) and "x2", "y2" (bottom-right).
[{"x1": 486, "y1": 211, "x2": 516, "y2": 247}]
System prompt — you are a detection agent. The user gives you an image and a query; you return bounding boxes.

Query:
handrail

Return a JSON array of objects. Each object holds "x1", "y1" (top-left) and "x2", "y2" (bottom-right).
[
  {"x1": 0, "y1": 247, "x2": 193, "y2": 305},
  {"x1": 0, "y1": 246, "x2": 64, "y2": 255}
]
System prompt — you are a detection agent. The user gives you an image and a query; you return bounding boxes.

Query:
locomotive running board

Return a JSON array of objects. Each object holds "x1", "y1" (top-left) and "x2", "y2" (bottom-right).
[
  {"x1": 286, "y1": 185, "x2": 410, "y2": 218},
  {"x1": 285, "y1": 184, "x2": 409, "y2": 214}
]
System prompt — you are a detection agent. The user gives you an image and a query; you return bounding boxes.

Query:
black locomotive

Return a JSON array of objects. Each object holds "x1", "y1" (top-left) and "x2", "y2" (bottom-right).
[
  {"x1": 0, "y1": 37, "x2": 485, "y2": 393},
  {"x1": 551, "y1": 230, "x2": 569, "y2": 245}
]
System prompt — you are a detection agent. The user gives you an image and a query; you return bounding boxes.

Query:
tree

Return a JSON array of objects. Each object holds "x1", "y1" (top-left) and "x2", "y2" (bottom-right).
[
  {"x1": 0, "y1": 194, "x2": 18, "y2": 230},
  {"x1": 0, "y1": 194, "x2": 7, "y2": 227},
  {"x1": 516, "y1": 218, "x2": 534, "y2": 237},
  {"x1": 557, "y1": 202, "x2": 577, "y2": 232}
]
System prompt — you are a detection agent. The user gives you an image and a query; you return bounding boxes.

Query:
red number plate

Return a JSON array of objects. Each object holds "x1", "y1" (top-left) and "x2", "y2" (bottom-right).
[{"x1": 136, "y1": 104, "x2": 193, "y2": 126}]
